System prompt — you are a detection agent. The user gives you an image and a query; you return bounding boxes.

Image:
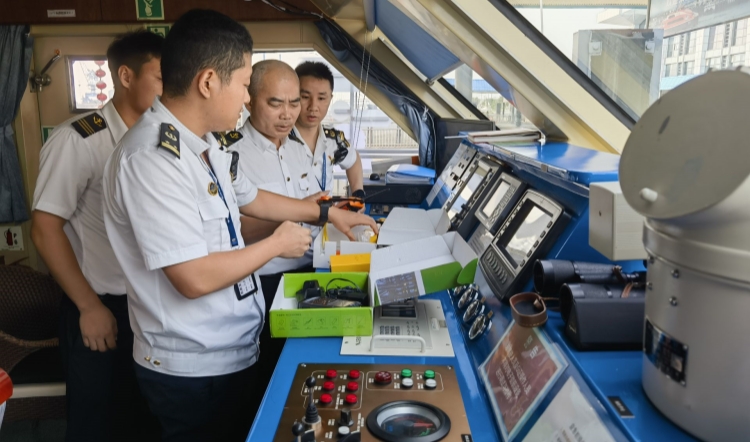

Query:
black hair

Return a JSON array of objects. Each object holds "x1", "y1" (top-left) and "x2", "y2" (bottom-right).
[
  {"x1": 106, "y1": 30, "x2": 164, "y2": 77},
  {"x1": 295, "y1": 61, "x2": 334, "y2": 91},
  {"x1": 161, "y1": 9, "x2": 254, "y2": 97}
]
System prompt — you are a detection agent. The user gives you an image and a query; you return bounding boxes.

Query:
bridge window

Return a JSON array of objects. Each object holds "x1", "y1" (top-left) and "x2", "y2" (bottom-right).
[
  {"x1": 442, "y1": 65, "x2": 535, "y2": 130},
  {"x1": 67, "y1": 56, "x2": 114, "y2": 112},
  {"x1": 495, "y1": 0, "x2": 750, "y2": 118}
]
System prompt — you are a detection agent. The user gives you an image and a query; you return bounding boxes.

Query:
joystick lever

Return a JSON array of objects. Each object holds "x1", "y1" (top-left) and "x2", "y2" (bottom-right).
[
  {"x1": 303, "y1": 376, "x2": 321, "y2": 426},
  {"x1": 292, "y1": 421, "x2": 315, "y2": 442}
]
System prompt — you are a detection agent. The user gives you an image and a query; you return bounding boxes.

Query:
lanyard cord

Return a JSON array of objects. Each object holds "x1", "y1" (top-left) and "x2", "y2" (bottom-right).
[{"x1": 200, "y1": 154, "x2": 239, "y2": 248}]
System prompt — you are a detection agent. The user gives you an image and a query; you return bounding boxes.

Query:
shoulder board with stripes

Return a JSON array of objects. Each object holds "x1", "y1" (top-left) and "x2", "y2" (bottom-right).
[
  {"x1": 158, "y1": 123, "x2": 180, "y2": 159},
  {"x1": 71, "y1": 113, "x2": 107, "y2": 138}
]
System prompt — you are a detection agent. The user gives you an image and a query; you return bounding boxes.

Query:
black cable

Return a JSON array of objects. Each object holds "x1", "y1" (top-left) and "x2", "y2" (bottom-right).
[{"x1": 325, "y1": 278, "x2": 359, "y2": 292}]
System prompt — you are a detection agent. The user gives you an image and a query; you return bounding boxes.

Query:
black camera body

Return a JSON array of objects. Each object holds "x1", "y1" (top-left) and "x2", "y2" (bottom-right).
[{"x1": 296, "y1": 280, "x2": 323, "y2": 302}]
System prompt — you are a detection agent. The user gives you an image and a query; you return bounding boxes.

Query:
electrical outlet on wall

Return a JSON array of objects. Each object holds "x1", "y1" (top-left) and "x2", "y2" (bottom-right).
[{"x1": 1, "y1": 226, "x2": 24, "y2": 251}]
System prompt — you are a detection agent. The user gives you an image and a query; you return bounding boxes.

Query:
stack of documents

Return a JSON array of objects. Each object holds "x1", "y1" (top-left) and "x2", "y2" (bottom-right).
[
  {"x1": 467, "y1": 128, "x2": 543, "y2": 144},
  {"x1": 385, "y1": 164, "x2": 435, "y2": 185}
]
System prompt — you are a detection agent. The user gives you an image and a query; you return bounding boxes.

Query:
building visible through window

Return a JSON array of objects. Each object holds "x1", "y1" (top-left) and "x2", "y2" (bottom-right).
[
  {"x1": 443, "y1": 65, "x2": 535, "y2": 130},
  {"x1": 68, "y1": 57, "x2": 115, "y2": 111},
  {"x1": 660, "y1": 18, "x2": 750, "y2": 95}
]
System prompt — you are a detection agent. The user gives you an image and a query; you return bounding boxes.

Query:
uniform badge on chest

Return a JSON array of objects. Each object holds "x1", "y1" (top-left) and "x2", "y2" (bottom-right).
[{"x1": 208, "y1": 182, "x2": 218, "y2": 196}]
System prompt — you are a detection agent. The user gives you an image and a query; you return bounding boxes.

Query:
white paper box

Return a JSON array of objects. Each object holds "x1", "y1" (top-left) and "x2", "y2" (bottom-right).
[
  {"x1": 369, "y1": 232, "x2": 478, "y2": 305},
  {"x1": 376, "y1": 207, "x2": 452, "y2": 246},
  {"x1": 312, "y1": 224, "x2": 377, "y2": 269}
]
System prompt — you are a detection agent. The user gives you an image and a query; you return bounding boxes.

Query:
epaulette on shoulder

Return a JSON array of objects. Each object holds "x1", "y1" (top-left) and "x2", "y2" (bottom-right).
[
  {"x1": 288, "y1": 129, "x2": 304, "y2": 145},
  {"x1": 323, "y1": 127, "x2": 350, "y2": 148},
  {"x1": 158, "y1": 123, "x2": 180, "y2": 158},
  {"x1": 71, "y1": 113, "x2": 107, "y2": 138},
  {"x1": 213, "y1": 131, "x2": 243, "y2": 148}
]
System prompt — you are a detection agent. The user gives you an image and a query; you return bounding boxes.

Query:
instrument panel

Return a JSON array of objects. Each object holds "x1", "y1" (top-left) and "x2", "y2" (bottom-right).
[{"x1": 276, "y1": 364, "x2": 471, "y2": 442}]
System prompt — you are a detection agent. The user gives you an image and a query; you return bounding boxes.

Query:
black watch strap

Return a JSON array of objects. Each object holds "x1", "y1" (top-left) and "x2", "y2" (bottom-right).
[
  {"x1": 317, "y1": 204, "x2": 329, "y2": 226},
  {"x1": 352, "y1": 189, "x2": 365, "y2": 199}
]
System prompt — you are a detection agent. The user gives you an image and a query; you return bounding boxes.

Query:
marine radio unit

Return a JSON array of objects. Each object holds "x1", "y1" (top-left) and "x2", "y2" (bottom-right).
[{"x1": 479, "y1": 190, "x2": 570, "y2": 302}]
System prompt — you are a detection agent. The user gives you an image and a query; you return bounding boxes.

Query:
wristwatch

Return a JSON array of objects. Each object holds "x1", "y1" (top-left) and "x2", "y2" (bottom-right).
[
  {"x1": 317, "y1": 204, "x2": 330, "y2": 226},
  {"x1": 352, "y1": 189, "x2": 366, "y2": 199}
]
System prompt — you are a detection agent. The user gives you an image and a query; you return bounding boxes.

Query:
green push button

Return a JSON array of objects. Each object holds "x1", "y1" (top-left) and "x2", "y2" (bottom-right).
[
  {"x1": 424, "y1": 370, "x2": 435, "y2": 379},
  {"x1": 401, "y1": 369, "x2": 412, "y2": 378}
]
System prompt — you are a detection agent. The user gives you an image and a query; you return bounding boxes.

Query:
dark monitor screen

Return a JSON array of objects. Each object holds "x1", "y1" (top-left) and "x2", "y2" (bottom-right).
[
  {"x1": 481, "y1": 180, "x2": 512, "y2": 218},
  {"x1": 497, "y1": 205, "x2": 552, "y2": 268},
  {"x1": 434, "y1": 117, "x2": 495, "y2": 176},
  {"x1": 448, "y1": 165, "x2": 488, "y2": 218}
]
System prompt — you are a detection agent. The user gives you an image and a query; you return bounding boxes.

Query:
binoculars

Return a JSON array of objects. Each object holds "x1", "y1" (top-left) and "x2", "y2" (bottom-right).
[
  {"x1": 533, "y1": 260, "x2": 645, "y2": 297},
  {"x1": 533, "y1": 259, "x2": 646, "y2": 351}
]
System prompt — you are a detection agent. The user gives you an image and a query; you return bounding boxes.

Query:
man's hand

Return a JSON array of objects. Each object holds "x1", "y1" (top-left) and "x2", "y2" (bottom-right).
[
  {"x1": 303, "y1": 191, "x2": 328, "y2": 203},
  {"x1": 272, "y1": 221, "x2": 312, "y2": 258},
  {"x1": 328, "y1": 207, "x2": 379, "y2": 241},
  {"x1": 79, "y1": 302, "x2": 118, "y2": 352}
]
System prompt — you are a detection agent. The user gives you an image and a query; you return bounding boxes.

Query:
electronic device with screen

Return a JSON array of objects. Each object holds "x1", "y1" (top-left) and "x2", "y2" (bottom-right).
[
  {"x1": 273, "y1": 363, "x2": 471, "y2": 442},
  {"x1": 439, "y1": 143, "x2": 477, "y2": 191},
  {"x1": 465, "y1": 172, "x2": 526, "y2": 254},
  {"x1": 451, "y1": 159, "x2": 504, "y2": 240},
  {"x1": 480, "y1": 190, "x2": 570, "y2": 302},
  {"x1": 426, "y1": 144, "x2": 478, "y2": 208},
  {"x1": 443, "y1": 156, "x2": 497, "y2": 224}
]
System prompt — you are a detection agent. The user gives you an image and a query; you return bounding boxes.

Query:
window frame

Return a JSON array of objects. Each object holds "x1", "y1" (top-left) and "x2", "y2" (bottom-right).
[
  {"x1": 65, "y1": 55, "x2": 113, "y2": 113},
  {"x1": 484, "y1": 0, "x2": 637, "y2": 130}
]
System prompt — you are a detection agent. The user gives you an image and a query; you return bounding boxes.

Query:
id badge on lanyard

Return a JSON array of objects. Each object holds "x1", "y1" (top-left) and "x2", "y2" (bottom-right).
[
  {"x1": 316, "y1": 156, "x2": 328, "y2": 192},
  {"x1": 204, "y1": 161, "x2": 258, "y2": 301}
]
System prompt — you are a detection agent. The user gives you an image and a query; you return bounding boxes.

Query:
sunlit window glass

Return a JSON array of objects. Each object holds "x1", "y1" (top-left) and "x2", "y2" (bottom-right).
[{"x1": 68, "y1": 58, "x2": 114, "y2": 111}]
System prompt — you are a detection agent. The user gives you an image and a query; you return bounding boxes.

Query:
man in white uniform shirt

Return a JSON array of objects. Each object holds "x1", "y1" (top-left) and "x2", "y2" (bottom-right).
[
  {"x1": 234, "y1": 60, "x2": 320, "y2": 285},
  {"x1": 31, "y1": 31, "x2": 162, "y2": 442},
  {"x1": 228, "y1": 61, "x2": 325, "y2": 417},
  {"x1": 292, "y1": 61, "x2": 365, "y2": 199},
  {"x1": 101, "y1": 10, "x2": 377, "y2": 442}
]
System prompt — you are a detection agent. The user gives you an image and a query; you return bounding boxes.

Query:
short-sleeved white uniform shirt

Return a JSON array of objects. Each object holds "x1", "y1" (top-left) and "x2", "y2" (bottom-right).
[
  {"x1": 103, "y1": 97, "x2": 263, "y2": 377},
  {"x1": 291, "y1": 125, "x2": 357, "y2": 193},
  {"x1": 234, "y1": 121, "x2": 314, "y2": 275},
  {"x1": 33, "y1": 101, "x2": 128, "y2": 295}
]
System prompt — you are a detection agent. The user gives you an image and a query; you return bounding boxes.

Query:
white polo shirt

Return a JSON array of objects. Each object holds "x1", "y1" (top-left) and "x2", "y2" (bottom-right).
[
  {"x1": 32, "y1": 101, "x2": 128, "y2": 295},
  {"x1": 103, "y1": 97, "x2": 263, "y2": 377},
  {"x1": 234, "y1": 121, "x2": 313, "y2": 275},
  {"x1": 291, "y1": 125, "x2": 358, "y2": 193}
]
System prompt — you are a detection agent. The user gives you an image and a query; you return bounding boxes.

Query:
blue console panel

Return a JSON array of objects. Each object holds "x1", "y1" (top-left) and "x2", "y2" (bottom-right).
[{"x1": 248, "y1": 142, "x2": 699, "y2": 442}]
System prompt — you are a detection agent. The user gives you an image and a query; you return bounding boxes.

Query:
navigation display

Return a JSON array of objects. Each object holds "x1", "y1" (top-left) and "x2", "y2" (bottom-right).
[
  {"x1": 499, "y1": 206, "x2": 552, "y2": 268},
  {"x1": 481, "y1": 181, "x2": 511, "y2": 218},
  {"x1": 448, "y1": 166, "x2": 488, "y2": 218}
]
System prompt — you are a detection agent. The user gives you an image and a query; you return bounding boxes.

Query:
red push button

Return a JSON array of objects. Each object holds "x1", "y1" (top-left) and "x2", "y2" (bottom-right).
[
  {"x1": 326, "y1": 369, "x2": 338, "y2": 379},
  {"x1": 323, "y1": 381, "x2": 335, "y2": 391},
  {"x1": 375, "y1": 371, "x2": 392, "y2": 385},
  {"x1": 348, "y1": 370, "x2": 360, "y2": 380},
  {"x1": 345, "y1": 394, "x2": 358, "y2": 405},
  {"x1": 346, "y1": 381, "x2": 359, "y2": 392},
  {"x1": 319, "y1": 393, "x2": 333, "y2": 405}
]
